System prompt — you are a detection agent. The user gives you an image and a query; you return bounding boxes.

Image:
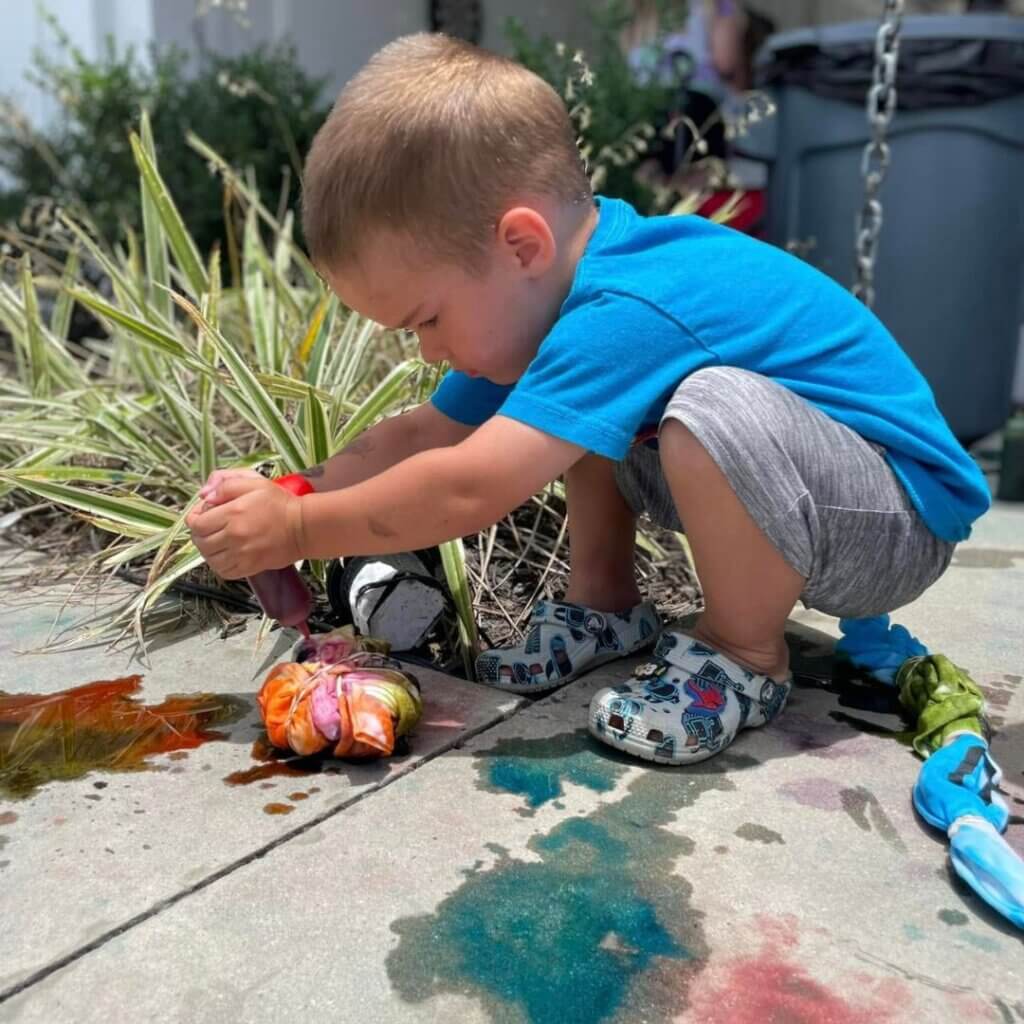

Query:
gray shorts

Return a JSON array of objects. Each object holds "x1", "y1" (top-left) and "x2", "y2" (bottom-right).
[{"x1": 615, "y1": 367, "x2": 955, "y2": 619}]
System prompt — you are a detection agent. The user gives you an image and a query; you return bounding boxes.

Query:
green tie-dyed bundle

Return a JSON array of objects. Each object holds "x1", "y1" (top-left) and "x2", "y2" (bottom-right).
[{"x1": 896, "y1": 654, "x2": 990, "y2": 757}]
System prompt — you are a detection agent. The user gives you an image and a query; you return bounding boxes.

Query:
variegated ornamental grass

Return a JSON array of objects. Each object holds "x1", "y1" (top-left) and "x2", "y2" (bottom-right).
[{"x1": 0, "y1": 112, "x2": 479, "y2": 662}]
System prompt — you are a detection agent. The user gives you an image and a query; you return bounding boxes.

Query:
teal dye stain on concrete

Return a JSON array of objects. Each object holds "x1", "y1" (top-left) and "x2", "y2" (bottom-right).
[
  {"x1": 961, "y1": 930, "x2": 1001, "y2": 954},
  {"x1": 389, "y1": 834, "x2": 680, "y2": 1024},
  {"x1": 387, "y1": 744, "x2": 760, "y2": 1024},
  {"x1": 481, "y1": 730, "x2": 626, "y2": 815},
  {"x1": 902, "y1": 923, "x2": 926, "y2": 942},
  {"x1": 938, "y1": 908, "x2": 969, "y2": 926}
]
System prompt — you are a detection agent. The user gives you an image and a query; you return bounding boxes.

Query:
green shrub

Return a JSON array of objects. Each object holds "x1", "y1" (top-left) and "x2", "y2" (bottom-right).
[{"x1": 0, "y1": 13, "x2": 329, "y2": 255}]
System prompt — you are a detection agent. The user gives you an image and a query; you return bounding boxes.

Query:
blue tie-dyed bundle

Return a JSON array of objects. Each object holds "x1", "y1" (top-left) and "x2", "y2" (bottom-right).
[
  {"x1": 835, "y1": 614, "x2": 928, "y2": 683},
  {"x1": 837, "y1": 615, "x2": 1023, "y2": 930}
]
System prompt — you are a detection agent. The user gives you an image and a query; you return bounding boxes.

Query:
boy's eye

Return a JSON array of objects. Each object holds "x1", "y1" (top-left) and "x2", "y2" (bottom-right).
[{"x1": 417, "y1": 316, "x2": 438, "y2": 330}]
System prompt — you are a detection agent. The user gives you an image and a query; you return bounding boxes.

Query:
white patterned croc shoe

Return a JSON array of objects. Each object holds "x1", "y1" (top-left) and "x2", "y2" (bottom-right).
[
  {"x1": 589, "y1": 631, "x2": 792, "y2": 765},
  {"x1": 475, "y1": 599, "x2": 662, "y2": 694}
]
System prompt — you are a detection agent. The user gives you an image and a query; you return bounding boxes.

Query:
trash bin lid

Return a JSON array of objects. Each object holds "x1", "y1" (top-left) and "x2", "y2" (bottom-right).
[{"x1": 757, "y1": 14, "x2": 1024, "y2": 108}]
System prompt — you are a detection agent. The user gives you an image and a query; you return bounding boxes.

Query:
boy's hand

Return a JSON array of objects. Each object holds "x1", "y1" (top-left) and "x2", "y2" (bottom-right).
[
  {"x1": 187, "y1": 475, "x2": 304, "y2": 580},
  {"x1": 198, "y1": 468, "x2": 265, "y2": 503}
]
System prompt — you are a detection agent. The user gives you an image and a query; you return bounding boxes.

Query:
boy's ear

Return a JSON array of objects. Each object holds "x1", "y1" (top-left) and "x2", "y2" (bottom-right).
[{"x1": 495, "y1": 207, "x2": 556, "y2": 278}]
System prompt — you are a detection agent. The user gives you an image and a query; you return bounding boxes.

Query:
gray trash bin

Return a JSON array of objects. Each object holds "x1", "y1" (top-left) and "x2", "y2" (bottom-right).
[{"x1": 755, "y1": 15, "x2": 1024, "y2": 444}]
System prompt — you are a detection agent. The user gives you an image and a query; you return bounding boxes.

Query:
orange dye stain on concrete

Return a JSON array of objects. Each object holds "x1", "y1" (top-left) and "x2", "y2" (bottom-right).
[{"x1": 0, "y1": 676, "x2": 249, "y2": 799}]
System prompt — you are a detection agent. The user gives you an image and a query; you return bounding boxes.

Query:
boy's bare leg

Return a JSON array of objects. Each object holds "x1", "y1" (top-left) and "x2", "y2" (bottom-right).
[
  {"x1": 562, "y1": 454, "x2": 643, "y2": 612},
  {"x1": 659, "y1": 420, "x2": 804, "y2": 681}
]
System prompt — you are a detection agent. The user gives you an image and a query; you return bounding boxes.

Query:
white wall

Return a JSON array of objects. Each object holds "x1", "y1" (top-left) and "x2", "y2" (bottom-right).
[
  {"x1": 4, "y1": 0, "x2": 595, "y2": 132},
  {"x1": 152, "y1": 0, "x2": 430, "y2": 104},
  {"x1": 2, "y1": 0, "x2": 432, "y2": 131},
  {"x1": 481, "y1": 1, "x2": 593, "y2": 55},
  {"x1": 0, "y1": 0, "x2": 154, "y2": 128},
  {"x1": 151, "y1": 0, "x2": 591, "y2": 105}
]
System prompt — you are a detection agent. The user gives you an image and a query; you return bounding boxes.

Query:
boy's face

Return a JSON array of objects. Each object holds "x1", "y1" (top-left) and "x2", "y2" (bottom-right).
[{"x1": 325, "y1": 217, "x2": 566, "y2": 386}]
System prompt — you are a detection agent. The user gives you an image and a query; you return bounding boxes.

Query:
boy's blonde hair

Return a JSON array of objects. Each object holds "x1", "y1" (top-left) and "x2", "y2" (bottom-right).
[{"x1": 302, "y1": 33, "x2": 592, "y2": 274}]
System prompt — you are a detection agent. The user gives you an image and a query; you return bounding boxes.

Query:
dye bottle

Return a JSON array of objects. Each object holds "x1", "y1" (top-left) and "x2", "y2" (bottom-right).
[{"x1": 246, "y1": 474, "x2": 315, "y2": 634}]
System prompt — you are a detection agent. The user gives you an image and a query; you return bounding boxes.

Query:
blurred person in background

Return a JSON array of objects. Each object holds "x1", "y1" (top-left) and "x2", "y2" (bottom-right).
[{"x1": 624, "y1": 0, "x2": 775, "y2": 232}]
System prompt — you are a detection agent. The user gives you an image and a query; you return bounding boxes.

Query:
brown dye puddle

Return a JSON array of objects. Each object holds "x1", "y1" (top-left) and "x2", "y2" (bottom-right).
[
  {"x1": 0, "y1": 676, "x2": 250, "y2": 799},
  {"x1": 223, "y1": 735, "x2": 333, "y2": 787},
  {"x1": 224, "y1": 738, "x2": 332, "y2": 815},
  {"x1": 263, "y1": 802, "x2": 294, "y2": 815}
]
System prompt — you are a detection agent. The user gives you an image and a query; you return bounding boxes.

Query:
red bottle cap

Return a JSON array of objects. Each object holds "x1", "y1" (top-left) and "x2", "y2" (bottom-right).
[{"x1": 273, "y1": 473, "x2": 315, "y2": 498}]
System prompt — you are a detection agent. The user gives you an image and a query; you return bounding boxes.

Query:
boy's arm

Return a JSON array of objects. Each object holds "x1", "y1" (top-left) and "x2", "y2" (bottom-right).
[
  {"x1": 187, "y1": 415, "x2": 583, "y2": 578},
  {"x1": 298, "y1": 416, "x2": 582, "y2": 558},
  {"x1": 297, "y1": 401, "x2": 477, "y2": 492},
  {"x1": 197, "y1": 401, "x2": 475, "y2": 501}
]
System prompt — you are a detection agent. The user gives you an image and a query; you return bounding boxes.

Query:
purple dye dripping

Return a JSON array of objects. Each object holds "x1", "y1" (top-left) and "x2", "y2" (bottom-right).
[{"x1": 247, "y1": 566, "x2": 313, "y2": 629}]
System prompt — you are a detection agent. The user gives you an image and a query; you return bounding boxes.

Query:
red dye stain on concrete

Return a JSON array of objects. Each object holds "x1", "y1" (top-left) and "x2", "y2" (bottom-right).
[
  {"x1": 754, "y1": 912, "x2": 800, "y2": 950},
  {"x1": 0, "y1": 677, "x2": 248, "y2": 799},
  {"x1": 682, "y1": 915, "x2": 912, "y2": 1024},
  {"x1": 687, "y1": 956, "x2": 897, "y2": 1024},
  {"x1": 0, "y1": 811, "x2": 17, "y2": 826}
]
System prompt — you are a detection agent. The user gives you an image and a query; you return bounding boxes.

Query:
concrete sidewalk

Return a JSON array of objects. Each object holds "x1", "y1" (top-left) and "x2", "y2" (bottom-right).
[{"x1": 0, "y1": 504, "x2": 1021, "y2": 1023}]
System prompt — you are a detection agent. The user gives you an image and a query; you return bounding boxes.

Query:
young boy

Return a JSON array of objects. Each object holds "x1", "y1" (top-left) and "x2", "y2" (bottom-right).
[{"x1": 187, "y1": 33, "x2": 990, "y2": 766}]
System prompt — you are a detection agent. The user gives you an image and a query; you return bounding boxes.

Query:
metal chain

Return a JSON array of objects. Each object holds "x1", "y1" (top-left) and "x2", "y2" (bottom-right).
[{"x1": 853, "y1": 0, "x2": 904, "y2": 309}]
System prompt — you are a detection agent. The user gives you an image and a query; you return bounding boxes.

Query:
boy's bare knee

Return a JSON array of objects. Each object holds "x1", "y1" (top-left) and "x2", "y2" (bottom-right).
[{"x1": 658, "y1": 419, "x2": 708, "y2": 474}]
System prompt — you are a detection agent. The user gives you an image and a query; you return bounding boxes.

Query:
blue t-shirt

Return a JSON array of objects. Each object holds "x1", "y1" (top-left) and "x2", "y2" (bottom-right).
[{"x1": 432, "y1": 197, "x2": 990, "y2": 542}]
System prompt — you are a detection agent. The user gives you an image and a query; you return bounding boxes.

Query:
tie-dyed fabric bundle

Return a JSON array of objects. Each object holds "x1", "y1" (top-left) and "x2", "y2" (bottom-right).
[
  {"x1": 838, "y1": 616, "x2": 1023, "y2": 930},
  {"x1": 257, "y1": 627, "x2": 422, "y2": 759}
]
